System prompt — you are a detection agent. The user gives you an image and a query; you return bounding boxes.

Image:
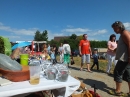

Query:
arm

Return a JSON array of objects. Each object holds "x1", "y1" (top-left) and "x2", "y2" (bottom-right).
[
  {"x1": 122, "y1": 30, "x2": 130, "y2": 63},
  {"x1": 79, "y1": 40, "x2": 82, "y2": 55},
  {"x1": 89, "y1": 41, "x2": 92, "y2": 56},
  {"x1": 10, "y1": 52, "x2": 15, "y2": 59},
  {"x1": 62, "y1": 45, "x2": 65, "y2": 54},
  {"x1": 69, "y1": 45, "x2": 71, "y2": 55},
  {"x1": 58, "y1": 47, "x2": 60, "y2": 52},
  {"x1": 10, "y1": 48, "x2": 19, "y2": 59},
  {"x1": 107, "y1": 41, "x2": 115, "y2": 51},
  {"x1": 89, "y1": 47, "x2": 92, "y2": 55},
  {"x1": 79, "y1": 46, "x2": 82, "y2": 55},
  {"x1": 108, "y1": 45, "x2": 114, "y2": 51},
  {"x1": 58, "y1": 47, "x2": 60, "y2": 54}
]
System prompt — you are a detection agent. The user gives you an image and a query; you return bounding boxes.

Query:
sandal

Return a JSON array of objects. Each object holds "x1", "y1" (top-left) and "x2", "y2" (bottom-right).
[
  {"x1": 80, "y1": 68, "x2": 83, "y2": 71},
  {"x1": 109, "y1": 90, "x2": 124, "y2": 96},
  {"x1": 88, "y1": 70, "x2": 93, "y2": 73}
]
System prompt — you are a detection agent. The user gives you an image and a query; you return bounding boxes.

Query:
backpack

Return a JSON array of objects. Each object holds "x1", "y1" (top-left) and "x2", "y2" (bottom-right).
[{"x1": 65, "y1": 45, "x2": 70, "y2": 54}]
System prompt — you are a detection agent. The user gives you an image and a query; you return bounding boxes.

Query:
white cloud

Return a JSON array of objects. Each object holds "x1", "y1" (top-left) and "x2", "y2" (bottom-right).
[
  {"x1": 13, "y1": 29, "x2": 36, "y2": 35},
  {"x1": 0, "y1": 22, "x2": 109, "y2": 41},
  {"x1": 1, "y1": 35, "x2": 20, "y2": 39},
  {"x1": 0, "y1": 22, "x2": 3, "y2": 25},
  {"x1": 88, "y1": 29, "x2": 107, "y2": 36},
  {"x1": 48, "y1": 28, "x2": 108, "y2": 41},
  {"x1": 61, "y1": 27, "x2": 107, "y2": 36},
  {"x1": 48, "y1": 30, "x2": 65, "y2": 41},
  {"x1": 61, "y1": 28, "x2": 91, "y2": 33},
  {"x1": 0, "y1": 23, "x2": 37, "y2": 36},
  {"x1": 0, "y1": 23, "x2": 39, "y2": 42},
  {"x1": 124, "y1": 22, "x2": 130, "y2": 31},
  {"x1": 1, "y1": 35, "x2": 21, "y2": 42},
  {"x1": 47, "y1": 30, "x2": 54, "y2": 40}
]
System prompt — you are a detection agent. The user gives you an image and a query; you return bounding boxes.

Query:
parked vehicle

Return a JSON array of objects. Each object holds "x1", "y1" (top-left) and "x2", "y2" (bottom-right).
[
  {"x1": 72, "y1": 49, "x2": 80, "y2": 57},
  {"x1": 98, "y1": 53, "x2": 107, "y2": 59}
]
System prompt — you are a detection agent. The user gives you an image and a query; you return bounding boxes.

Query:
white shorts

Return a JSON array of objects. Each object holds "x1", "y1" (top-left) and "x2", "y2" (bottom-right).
[{"x1": 81, "y1": 54, "x2": 90, "y2": 64}]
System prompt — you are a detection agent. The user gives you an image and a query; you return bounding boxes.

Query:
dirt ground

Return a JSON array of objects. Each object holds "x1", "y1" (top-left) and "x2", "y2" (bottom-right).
[{"x1": 69, "y1": 65, "x2": 128, "y2": 97}]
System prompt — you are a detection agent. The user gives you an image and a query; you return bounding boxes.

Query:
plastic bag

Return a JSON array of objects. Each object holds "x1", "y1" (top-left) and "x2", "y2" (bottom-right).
[
  {"x1": 71, "y1": 56, "x2": 75, "y2": 65},
  {"x1": 0, "y1": 53, "x2": 22, "y2": 71}
]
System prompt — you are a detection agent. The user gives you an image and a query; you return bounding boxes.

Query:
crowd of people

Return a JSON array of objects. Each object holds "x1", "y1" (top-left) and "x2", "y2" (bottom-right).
[
  {"x1": 10, "y1": 40, "x2": 71, "y2": 66},
  {"x1": 9, "y1": 21, "x2": 130, "y2": 96},
  {"x1": 39, "y1": 40, "x2": 71, "y2": 65},
  {"x1": 72, "y1": 21, "x2": 130, "y2": 96}
]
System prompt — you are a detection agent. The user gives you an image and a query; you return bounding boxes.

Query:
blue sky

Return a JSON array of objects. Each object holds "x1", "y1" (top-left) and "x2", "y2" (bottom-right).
[{"x1": 0, "y1": 0, "x2": 130, "y2": 42}]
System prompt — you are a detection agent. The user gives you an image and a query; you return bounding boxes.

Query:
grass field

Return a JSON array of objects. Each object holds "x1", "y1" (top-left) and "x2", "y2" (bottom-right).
[
  {"x1": 57, "y1": 55, "x2": 115, "y2": 73},
  {"x1": 72, "y1": 56, "x2": 115, "y2": 73}
]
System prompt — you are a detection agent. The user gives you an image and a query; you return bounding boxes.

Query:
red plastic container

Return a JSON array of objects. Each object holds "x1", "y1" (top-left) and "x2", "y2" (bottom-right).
[{"x1": 89, "y1": 90, "x2": 101, "y2": 97}]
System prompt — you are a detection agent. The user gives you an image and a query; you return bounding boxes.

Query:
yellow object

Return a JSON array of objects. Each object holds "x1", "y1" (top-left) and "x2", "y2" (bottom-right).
[
  {"x1": 20, "y1": 54, "x2": 29, "y2": 66},
  {"x1": 46, "y1": 55, "x2": 51, "y2": 60}
]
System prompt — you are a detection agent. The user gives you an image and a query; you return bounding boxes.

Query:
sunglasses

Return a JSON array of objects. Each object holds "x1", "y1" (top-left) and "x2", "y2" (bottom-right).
[{"x1": 115, "y1": 21, "x2": 119, "y2": 24}]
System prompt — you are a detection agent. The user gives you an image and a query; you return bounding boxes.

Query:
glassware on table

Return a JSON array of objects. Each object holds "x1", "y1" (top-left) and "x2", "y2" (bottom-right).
[
  {"x1": 29, "y1": 59, "x2": 40, "y2": 85},
  {"x1": 45, "y1": 65, "x2": 58, "y2": 80},
  {"x1": 57, "y1": 65, "x2": 70, "y2": 82}
]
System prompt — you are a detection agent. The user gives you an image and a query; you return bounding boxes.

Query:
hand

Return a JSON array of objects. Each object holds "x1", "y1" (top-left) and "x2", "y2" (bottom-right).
[
  {"x1": 80, "y1": 52, "x2": 82, "y2": 56},
  {"x1": 111, "y1": 50, "x2": 114, "y2": 52},
  {"x1": 114, "y1": 49, "x2": 116, "y2": 52},
  {"x1": 10, "y1": 55, "x2": 15, "y2": 59}
]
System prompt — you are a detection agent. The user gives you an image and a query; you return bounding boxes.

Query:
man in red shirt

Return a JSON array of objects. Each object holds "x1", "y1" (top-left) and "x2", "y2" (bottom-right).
[{"x1": 79, "y1": 34, "x2": 92, "y2": 72}]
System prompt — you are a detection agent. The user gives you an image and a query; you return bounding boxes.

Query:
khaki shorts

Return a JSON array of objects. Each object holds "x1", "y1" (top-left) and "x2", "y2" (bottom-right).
[{"x1": 81, "y1": 54, "x2": 90, "y2": 64}]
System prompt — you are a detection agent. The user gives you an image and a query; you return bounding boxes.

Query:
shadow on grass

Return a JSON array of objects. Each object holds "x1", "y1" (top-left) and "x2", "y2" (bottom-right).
[
  {"x1": 68, "y1": 65, "x2": 80, "y2": 71},
  {"x1": 69, "y1": 65, "x2": 114, "y2": 76},
  {"x1": 91, "y1": 69, "x2": 105, "y2": 73},
  {"x1": 68, "y1": 65, "x2": 88, "y2": 71},
  {"x1": 77, "y1": 77, "x2": 114, "y2": 95},
  {"x1": 90, "y1": 69, "x2": 114, "y2": 77}
]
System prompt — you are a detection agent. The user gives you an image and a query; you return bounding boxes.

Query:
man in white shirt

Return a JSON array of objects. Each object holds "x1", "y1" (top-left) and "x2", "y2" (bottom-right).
[{"x1": 63, "y1": 40, "x2": 71, "y2": 67}]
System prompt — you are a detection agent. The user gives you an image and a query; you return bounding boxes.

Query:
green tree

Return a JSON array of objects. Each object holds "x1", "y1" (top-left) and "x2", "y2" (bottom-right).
[
  {"x1": 0, "y1": 37, "x2": 5, "y2": 54},
  {"x1": 70, "y1": 34, "x2": 77, "y2": 40},
  {"x1": 77, "y1": 35, "x2": 82, "y2": 41},
  {"x1": 90, "y1": 40, "x2": 107, "y2": 48},
  {"x1": 48, "y1": 34, "x2": 107, "y2": 51},
  {"x1": 34, "y1": 30, "x2": 48, "y2": 41},
  {"x1": 49, "y1": 39, "x2": 58, "y2": 47},
  {"x1": 41, "y1": 30, "x2": 48, "y2": 41},
  {"x1": 34, "y1": 30, "x2": 41, "y2": 41}
]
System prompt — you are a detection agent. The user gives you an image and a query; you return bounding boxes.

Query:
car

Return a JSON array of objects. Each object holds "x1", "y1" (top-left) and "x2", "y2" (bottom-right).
[
  {"x1": 98, "y1": 53, "x2": 107, "y2": 59},
  {"x1": 72, "y1": 49, "x2": 80, "y2": 57}
]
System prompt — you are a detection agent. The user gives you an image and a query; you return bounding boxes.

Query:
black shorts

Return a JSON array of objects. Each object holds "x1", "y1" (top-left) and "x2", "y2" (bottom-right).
[{"x1": 114, "y1": 61, "x2": 130, "y2": 82}]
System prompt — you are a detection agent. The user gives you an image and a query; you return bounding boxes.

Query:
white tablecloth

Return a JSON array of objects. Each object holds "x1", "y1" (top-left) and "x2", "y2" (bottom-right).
[{"x1": 0, "y1": 75, "x2": 80, "y2": 97}]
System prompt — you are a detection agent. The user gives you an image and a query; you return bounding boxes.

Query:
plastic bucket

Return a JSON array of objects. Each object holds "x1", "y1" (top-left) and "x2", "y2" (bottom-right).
[{"x1": 20, "y1": 54, "x2": 29, "y2": 66}]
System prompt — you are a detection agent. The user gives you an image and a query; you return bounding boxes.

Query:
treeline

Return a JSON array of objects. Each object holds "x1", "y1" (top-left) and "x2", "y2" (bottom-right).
[{"x1": 34, "y1": 30, "x2": 107, "y2": 50}]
